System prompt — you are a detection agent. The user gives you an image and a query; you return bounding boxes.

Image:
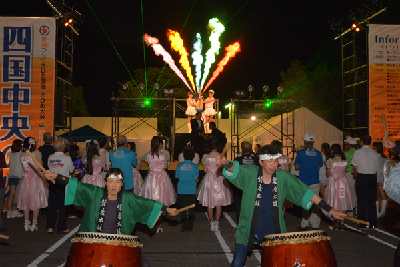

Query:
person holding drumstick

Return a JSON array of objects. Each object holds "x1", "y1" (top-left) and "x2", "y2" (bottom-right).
[
  {"x1": 219, "y1": 144, "x2": 346, "y2": 267},
  {"x1": 43, "y1": 167, "x2": 178, "y2": 267}
]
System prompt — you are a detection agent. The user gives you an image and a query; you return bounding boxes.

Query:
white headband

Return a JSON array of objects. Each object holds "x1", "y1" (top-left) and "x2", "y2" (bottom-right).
[
  {"x1": 259, "y1": 153, "x2": 282, "y2": 160},
  {"x1": 108, "y1": 174, "x2": 123, "y2": 180},
  {"x1": 85, "y1": 139, "x2": 98, "y2": 144}
]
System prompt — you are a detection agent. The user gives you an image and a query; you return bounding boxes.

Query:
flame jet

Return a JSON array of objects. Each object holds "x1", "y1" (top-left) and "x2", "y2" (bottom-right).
[
  {"x1": 144, "y1": 34, "x2": 193, "y2": 92},
  {"x1": 192, "y1": 33, "x2": 203, "y2": 90},
  {"x1": 203, "y1": 42, "x2": 241, "y2": 92},
  {"x1": 167, "y1": 29, "x2": 195, "y2": 91},
  {"x1": 200, "y1": 18, "x2": 225, "y2": 91}
]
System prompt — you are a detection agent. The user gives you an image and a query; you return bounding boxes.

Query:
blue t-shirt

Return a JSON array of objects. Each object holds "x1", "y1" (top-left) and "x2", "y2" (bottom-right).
[
  {"x1": 109, "y1": 148, "x2": 137, "y2": 190},
  {"x1": 255, "y1": 182, "x2": 275, "y2": 243},
  {"x1": 294, "y1": 146, "x2": 323, "y2": 186},
  {"x1": 175, "y1": 160, "x2": 199, "y2": 195}
]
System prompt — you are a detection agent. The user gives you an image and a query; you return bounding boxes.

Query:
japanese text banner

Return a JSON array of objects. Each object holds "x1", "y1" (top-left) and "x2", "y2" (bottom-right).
[
  {"x1": 0, "y1": 17, "x2": 55, "y2": 159},
  {"x1": 369, "y1": 24, "x2": 400, "y2": 143}
]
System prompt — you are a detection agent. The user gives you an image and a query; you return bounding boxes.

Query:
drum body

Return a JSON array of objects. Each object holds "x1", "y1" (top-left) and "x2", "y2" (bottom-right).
[
  {"x1": 261, "y1": 230, "x2": 337, "y2": 267},
  {"x1": 65, "y1": 232, "x2": 142, "y2": 267}
]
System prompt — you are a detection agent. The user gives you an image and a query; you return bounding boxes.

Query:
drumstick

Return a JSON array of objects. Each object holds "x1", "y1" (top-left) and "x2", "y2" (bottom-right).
[
  {"x1": 340, "y1": 216, "x2": 370, "y2": 225},
  {"x1": 382, "y1": 114, "x2": 388, "y2": 139},
  {"x1": 0, "y1": 234, "x2": 9, "y2": 239},
  {"x1": 176, "y1": 204, "x2": 195, "y2": 213},
  {"x1": 26, "y1": 150, "x2": 55, "y2": 184}
]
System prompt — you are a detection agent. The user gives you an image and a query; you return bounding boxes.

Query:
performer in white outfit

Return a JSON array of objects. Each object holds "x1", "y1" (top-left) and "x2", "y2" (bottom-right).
[
  {"x1": 203, "y1": 90, "x2": 216, "y2": 133},
  {"x1": 185, "y1": 92, "x2": 197, "y2": 133}
]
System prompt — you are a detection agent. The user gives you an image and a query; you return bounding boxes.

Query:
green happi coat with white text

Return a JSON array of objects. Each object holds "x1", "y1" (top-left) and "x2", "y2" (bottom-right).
[
  {"x1": 65, "y1": 178, "x2": 163, "y2": 235},
  {"x1": 223, "y1": 161, "x2": 316, "y2": 247}
]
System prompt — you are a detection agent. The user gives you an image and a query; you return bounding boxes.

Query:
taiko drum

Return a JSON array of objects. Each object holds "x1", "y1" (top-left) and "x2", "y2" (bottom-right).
[
  {"x1": 65, "y1": 232, "x2": 142, "y2": 267},
  {"x1": 261, "y1": 230, "x2": 337, "y2": 267}
]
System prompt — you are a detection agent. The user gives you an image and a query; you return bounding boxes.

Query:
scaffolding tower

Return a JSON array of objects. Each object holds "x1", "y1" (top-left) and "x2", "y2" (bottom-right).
[{"x1": 230, "y1": 99, "x2": 295, "y2": 160}]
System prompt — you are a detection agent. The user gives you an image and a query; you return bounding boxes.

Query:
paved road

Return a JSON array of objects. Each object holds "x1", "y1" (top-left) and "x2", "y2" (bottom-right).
[{"x1": 1, "y1": 206, "x2": 399, "y2": 267}]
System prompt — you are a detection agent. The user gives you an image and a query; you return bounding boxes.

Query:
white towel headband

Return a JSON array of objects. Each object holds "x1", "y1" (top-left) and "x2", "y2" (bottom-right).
[
  {"x1": 259, "y1": 153, "x2": 282, "y2": 161},
  {"x1": 108, "y1": 174, "x2": 123, "y2": 180}
]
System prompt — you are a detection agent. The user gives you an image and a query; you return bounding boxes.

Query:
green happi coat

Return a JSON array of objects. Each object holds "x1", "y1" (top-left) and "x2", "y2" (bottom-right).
[
  {"x1": 65, "y1": 178, "x2": 163, "y2": 235},
  {"x1": 223, "y1": 161, "x2": 315, "y2": 247}
]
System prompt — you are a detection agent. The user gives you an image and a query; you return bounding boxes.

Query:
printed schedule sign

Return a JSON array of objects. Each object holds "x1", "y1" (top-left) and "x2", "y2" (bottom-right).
[
  {"x1": 369, "y1": 24, "x2": 400, "y2": 143},
  {"x1": 0, "y1": 17, "x2": 56, "y2": 160}
]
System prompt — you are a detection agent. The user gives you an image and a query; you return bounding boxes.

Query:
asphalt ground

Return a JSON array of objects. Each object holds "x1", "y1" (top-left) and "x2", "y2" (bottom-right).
[{"x1": 0, "y1": 204, "x2": 399, "y2": 267}]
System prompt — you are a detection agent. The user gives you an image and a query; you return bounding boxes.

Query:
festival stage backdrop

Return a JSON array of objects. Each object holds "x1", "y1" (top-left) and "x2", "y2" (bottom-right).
[
  {"x1": 0, "y1": 17, "x2": 56, "y2": 161},
  {"x1": 369, "y1": 24, "x2": 400, "y2": 144}
]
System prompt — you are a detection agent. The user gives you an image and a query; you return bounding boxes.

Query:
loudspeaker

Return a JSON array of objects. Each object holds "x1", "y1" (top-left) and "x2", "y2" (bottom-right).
[{"x1": 344, "y1": 101, "x2": 368, "y2": 128}]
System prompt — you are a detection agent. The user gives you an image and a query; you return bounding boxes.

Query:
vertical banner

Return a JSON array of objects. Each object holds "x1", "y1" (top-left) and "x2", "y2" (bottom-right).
[
  {"x1": 369, "y1": 24, "x2": 400, "y2": 143},
  {"x1": 0, "y1": 17, "x2": 56, "y2": 161}
]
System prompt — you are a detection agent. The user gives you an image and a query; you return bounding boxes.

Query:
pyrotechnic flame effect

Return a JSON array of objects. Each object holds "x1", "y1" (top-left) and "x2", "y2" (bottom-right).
[
  {"x1": 200, "y1": 18, "x2": 225, "y2": 91},
  {"x1": 144, "y1": 34, "x2": 193, "y2": 92},
  {"x1": 167, "y1": 29, "x2": 196, "y2": 92},
  {"x1": 192, "y1": 33, "x2": 203, "y2": 89},
  {"x1": 203, "y1": 42, "x2": 241, "y2": 92}
]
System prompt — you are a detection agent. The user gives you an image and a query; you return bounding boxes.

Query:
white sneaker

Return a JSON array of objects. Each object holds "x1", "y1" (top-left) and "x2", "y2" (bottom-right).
[
  {"x1": 210, "y1": 221, "x2": 215, "y2": 231},
  {"x1": 12, "y1": 210, "x2": 23, "y2": 218},
  {"x1": 24, "y1": 222, "x2": 31, "y2": 232},
  {"x1": 214, "y1": 221, "x2": 220, "y2": 232},
  {"x1": 30, "y1": 222, "x2": 38, "y2": 232},
  {"x1": 7, "y1": 210, "x2": 13, "y2": 218}
]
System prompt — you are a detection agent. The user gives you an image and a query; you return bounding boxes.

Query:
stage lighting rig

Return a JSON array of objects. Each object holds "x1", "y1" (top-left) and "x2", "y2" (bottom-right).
[
  {"x1": 154, "y1": 83, "x2": 160, "y2": 91},
  {"x1": 277, "y1": 86, "x2": 284, "y2": 94},
  {"x1": 122, "y1": 83, "x2": 128, "y2": 90}
]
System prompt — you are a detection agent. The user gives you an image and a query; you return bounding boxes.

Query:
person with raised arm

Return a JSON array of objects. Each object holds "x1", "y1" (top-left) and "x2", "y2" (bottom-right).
[{"x1": 219, "y1": 144, "x2": 346, "y2": 267}]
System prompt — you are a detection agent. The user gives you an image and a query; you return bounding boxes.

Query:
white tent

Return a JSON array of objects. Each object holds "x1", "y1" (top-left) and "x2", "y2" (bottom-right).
[{"x1": 253, "y1": 107, "x2": 343, "y2": 153}]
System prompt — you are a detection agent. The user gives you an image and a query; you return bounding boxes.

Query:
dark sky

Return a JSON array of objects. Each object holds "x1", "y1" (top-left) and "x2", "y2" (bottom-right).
[{"x1": 3, "y1": 0, "x2": 399, "y2": 117}]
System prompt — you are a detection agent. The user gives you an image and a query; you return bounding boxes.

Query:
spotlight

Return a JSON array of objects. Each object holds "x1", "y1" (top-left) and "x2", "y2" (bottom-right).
[
  {"x1": 355, "y1": 27, "x2": 360, "y2": 32},
  {"x1": 138, "y1": 83, "x2": 145, "y2": 91},
  {"x1": 352, "y1": 23, "x2": 357, "y2": 28},
  {"x1": 247, "y1": 85, "x2": 254, "y2": 93},
  {"x1": 263, "y1": 85, "x2": 269, "y2": 92},
  {"x1": 154, "y1": 83, "x2": 160, "y2": 91},
  {"x1": 163, "y1": 88, "x2": 174, "y2": 97},
  {"x1": 277, "y1": 86, "x2": 284, "y2": 93},
  {"x1": 122, "y1": 83, "x2": 128, "y2": 90},
  {"x1": 234, "y1": 90, "x2": 247, "y2": 98},
  {"x1": 251, "y1": 115, "x2": 256, "y2": 121},
  {"x1": 64, "y1": 22, "x2": 69, "y2": 27},
  {"x1": 68, "y1": 18, "x2": 73, "y2": 24}
]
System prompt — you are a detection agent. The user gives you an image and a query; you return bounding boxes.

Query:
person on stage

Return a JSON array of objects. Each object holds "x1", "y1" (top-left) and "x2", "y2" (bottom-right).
[
  {"x1": 185, "y1": 92, "x2": 197, "y2": 133},
  {"x1": 203, "y1": 90, "x2": 216, "y2": 133},
  {"x1": 219, "y1": 144, "x2": 346, "y2": 267},
  {"x1": 44, "y1": 167, "x2": 178, "y2": 267}
]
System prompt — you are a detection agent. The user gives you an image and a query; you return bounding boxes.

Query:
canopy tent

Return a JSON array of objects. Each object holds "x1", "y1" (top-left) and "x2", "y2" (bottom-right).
[
  {"x1": 59, "y1": 125, "x2": 108, "y2": 142},
  {"x1": 253, "y1": 107, "x2": 343, "y2": 155}
]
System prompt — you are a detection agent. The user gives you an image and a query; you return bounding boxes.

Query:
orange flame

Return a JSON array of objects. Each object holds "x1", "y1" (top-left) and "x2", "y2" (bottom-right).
[
  {"x1": 203, "y1": 42, "x2": 241, "y2": 92},
  {"x1": 167, "y1": 29, "x2": 195, "y2": 91}
]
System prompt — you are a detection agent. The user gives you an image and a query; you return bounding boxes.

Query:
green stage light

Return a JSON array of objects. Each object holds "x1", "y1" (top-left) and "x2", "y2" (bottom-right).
[
  {"x1": 265, "y1": 100, "x2": 274, "y2": 108},
  {"x1": 144, "y1": 99, "x2": 151, "y2": 106}
]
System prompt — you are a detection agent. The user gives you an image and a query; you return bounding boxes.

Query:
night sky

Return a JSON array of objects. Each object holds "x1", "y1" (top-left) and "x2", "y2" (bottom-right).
[{"x1": 3, "y1": 0, "x2": 399, "y2": 118}]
